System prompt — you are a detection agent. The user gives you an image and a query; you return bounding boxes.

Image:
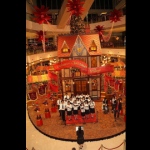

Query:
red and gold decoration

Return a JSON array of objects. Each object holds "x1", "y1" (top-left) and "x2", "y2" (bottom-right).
[
  {"x1": 48, "y1": 72, "x2": 58, "y2": 81},
  {"x1": 66, "y1": 0, "x2": 85, "y2": 34},
  {"x1": 45, "y1": 108, "x2": 51, "y2": 118},
  {"x1": 36, "y1": 114, "x2": 43, "y2": 126},
  {"x1": 66, "y1": 0, "x2": 84, "y2": 16},
  {"x1": 36, "y1": 30, "x2": 47, "y2": 52},
  {"x1": 104, "y1": 73, "x2": 125, "y2": 94},
  {"x1": 32, "y1": 5, "x2": 50, "y2": 24},
  {"x1": 36, "y1": 30, "x2": 47, "y2": 42},
  {"x1": 32, "y1": 5, "x2": 51, "y2": 52},
  {"x1": 94, "y1": 25, "x2": 104, "y2": 36},
  {"x1": 48, "y1": 82, "x2": 58, "y2": 93},
  {"x1": 38, "y1": 85, "x2": 46, "y2": 95},
  {"x1": 109, "y1": 9, "x2": 122, "y2": 23},
  {"x1": 28, "y1": 91, "x2": 38, "y2": 100},
  {"x1": 95, "y1": 9, "x2": 122, "y2": 42},
  {"x1": 53, "y1": 59, "x2": 114, "y2": 74}
]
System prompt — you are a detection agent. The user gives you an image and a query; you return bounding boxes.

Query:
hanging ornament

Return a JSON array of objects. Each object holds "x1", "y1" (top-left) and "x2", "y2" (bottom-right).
[
  {"x1": 94, "y1": 25, "x2": 104, "y2": 36},
  {"x1": 32, "y1": 5, "x2": 51, "y2": 24},
  {"x1": 66, "y1": 0, "x2": 85, "y2": 16},
  {"x1": 99, "y1": 9, "x2": 122, "y2": 42},
  {"x1": 109, "y1": 9, "x2": 122, "y2": 23},
  {"x1": 101, "y1": 22, "x2": 114, "y2": 42},
  {"x1": 32, "y1": 5, "x2": 51, "y2": 52},
  {"x1": 36, "y1": 30, "x2": 47, "y2": 42}
]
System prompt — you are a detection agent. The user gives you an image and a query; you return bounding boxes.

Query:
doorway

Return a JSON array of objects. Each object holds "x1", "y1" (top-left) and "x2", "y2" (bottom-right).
[{"x1": 73, "y1": 79, "x2": 89, "y2": 95}]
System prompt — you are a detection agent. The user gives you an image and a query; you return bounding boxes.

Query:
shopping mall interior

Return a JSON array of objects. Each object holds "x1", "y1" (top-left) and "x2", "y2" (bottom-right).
[{"x1": 26, "y1": 0, "x2": 126, "y2": 150}]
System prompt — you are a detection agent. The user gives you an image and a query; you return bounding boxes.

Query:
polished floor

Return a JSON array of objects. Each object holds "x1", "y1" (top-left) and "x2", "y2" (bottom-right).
[{"x1": 26, "y1": 96, "x2": 126, "y2": 150}]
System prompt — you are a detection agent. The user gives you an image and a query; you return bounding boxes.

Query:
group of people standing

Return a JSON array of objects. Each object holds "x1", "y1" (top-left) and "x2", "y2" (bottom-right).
[
  {"x1": 102, "y1": 95, "x2": 123, "y2": 121},
  {"x1": 57, "y1": 93, "x2": 96, "y2": 122}
]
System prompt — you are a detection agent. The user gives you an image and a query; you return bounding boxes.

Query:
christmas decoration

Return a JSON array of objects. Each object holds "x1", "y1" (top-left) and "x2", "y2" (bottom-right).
[
  {"x1": 66, "y1": 0, "x2": 85, "y2": 34},
  {"x1": 96, "y1": 9, "x2": 122, "y2": 42},
  {"x1": 66, "y1": 0, "x2": 84, "y2": 16},
  {"x1": 32, "y1": 5, "x2": 51, "y2": 52},
  {"x1": 32, "y1": 5, "x2": 50, "y2": 24},
  {"x1": 36, "y1": 30, "x2": 47, "y2": 42},
  {"x1": 109, "y1": 9, "x2": 122, "y2": 23},
  {"x1": 94, "y1": 25, "x2": 104, "y2": 36},
  {"x1": 70, "y1": 15, "x2": 85, "y2": 34}
]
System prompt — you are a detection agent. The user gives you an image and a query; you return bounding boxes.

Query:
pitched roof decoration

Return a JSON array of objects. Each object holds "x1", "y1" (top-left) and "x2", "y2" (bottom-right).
[
  {"x1": 61, "y1": 41, "x2": 70, "y2": 53},
  {"x1": 89, "y1": 40, "x2": 97, "y2": 51},
  {"x1": 57, "y1": 33, "x2": 101, "y2": 57},
  {"x1": 71, "y1": 35, "x2": 89, "y2": 56}
]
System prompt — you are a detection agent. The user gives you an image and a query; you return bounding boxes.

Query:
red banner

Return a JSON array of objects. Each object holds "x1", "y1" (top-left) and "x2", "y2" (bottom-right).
[
  {"x1": 53, "y1": 59, "x2": 88, "y2": 72},
  {"x1": 48, "y1": 72, "x2": 58, "y2": 81},
  {"x1": 34, "y1": 60, "x2": 114, "y2": 76},
  {"x1": 49, "y1": 83, "x2": 58, "y2": 92},
  {"x1": 53, "y1": 60, "x2": 114, "y2": 75},
  {"x1": 88, "y1": 65, "x2": 114, "y2": 75}
]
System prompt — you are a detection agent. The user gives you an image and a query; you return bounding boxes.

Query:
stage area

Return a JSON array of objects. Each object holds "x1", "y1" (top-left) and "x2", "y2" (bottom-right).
[{"x1": 27, "y1": 95, "x2": 126, "y2": 141}]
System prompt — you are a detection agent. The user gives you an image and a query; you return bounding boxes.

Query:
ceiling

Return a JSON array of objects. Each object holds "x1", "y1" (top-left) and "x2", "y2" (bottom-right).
[{"x1": 26, "y1": 0, "x2": 126, "y2": 38}]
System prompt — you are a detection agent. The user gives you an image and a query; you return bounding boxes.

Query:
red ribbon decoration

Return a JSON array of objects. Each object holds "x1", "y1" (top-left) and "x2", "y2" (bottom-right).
[
  {"x1": 32, "y1": 5, "x2": 51, "y2": 24},
  {"x1": 48, "y1": 72, "x2": 58, "y2": 81},
  {"x1": 49, "y1": 83, "x2": 58, "y2": 92},
  {"x1": 36, "y1": 30, "x2": 47, "y2": 42},
  {"x1": 94, "y1": 25, "x2": 104, "y2": 36},
  {"x1": 109, "y1": 9, "x2": 122, "y2": 23},
  {"x1": 66, "y1": 0, "x2": 85, "y2": 16}
]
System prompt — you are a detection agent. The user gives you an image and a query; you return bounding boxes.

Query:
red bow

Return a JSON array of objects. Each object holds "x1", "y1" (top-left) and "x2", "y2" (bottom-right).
[
  {"x1": 33, "y1": 5, "x2": 51, "y2": 24},
  {"x1": 66, "y1": 0, "x2": 84, "y2": 16}
]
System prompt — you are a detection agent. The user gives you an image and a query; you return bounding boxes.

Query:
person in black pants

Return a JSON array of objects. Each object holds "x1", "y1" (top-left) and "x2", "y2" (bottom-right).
[
  {"x1": 59, "y1": 100, "x2": 66, "y2": 122},
  {"x1": 76, "y1": 126, "x2": 84, "y2": 150},
  {"x1": 114, "y1": 98, "x2": 122, "y2": 121}
]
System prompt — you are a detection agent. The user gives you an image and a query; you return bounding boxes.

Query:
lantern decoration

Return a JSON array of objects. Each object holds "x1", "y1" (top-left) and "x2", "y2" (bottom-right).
[
  {"x1": 66, "y1": 0, "x2": 84, "y2": 16},
  {"x1": 32, "y1": 5, "x2": 50, "y2": 24},
  {"x1": 109, "y1": 9, "x2": 122, "y2": 23}
]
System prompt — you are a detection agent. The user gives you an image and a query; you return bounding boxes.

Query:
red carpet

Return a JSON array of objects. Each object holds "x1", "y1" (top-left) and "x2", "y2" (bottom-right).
[{"x1": 66, "y1": 114, "x2": 97, "y2": 125}]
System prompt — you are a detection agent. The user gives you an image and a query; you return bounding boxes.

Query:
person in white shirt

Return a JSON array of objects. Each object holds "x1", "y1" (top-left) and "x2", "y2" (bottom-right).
[
  {"x1": 71, "y1": 95, "x2": 76, "y2": 102},
  {"x1": 73, "y1": 100, "x2": 79, "y2": 119},
  {"x1": 57, "y1": 97, "x2": 62, "y2": 116},
  {"x1": 84, "y1": 100, "x2": 90, "y2": 119},
  {"x1": 76, "y1": 98, "x2": 81, "y2": 114},
  {"x1": 89, "y1": 100, "x2": 95, "y2": 117},
  {"x1": 80, "y1": 102, "x2": 85, "y2": 119},
  {"x1": 64, "y1": 93, "x2": 70, "y2": 100},
  {"x1": 66, "y1": 101, "x2": 73, "y2": 121},
  {"x1": 59, "y1": 100, "x2": 66, "y2": 121}
]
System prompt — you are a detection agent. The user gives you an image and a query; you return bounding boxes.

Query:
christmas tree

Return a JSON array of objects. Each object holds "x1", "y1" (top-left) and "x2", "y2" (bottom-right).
[{"x1": 70, "y1": 15, "x2": 85, "y2": 34}]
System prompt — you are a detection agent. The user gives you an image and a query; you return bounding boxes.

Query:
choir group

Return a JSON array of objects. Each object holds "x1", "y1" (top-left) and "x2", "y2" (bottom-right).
[{"x1": 57, "y1": 93, "x2": 96, "y2": 122}]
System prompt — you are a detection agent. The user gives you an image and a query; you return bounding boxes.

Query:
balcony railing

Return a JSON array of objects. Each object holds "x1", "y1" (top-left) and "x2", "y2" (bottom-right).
[
  {"x1": 26, "y1": 45, "x2": 57, "y2": 55},
  {"x1": 26, "y1": 41, "x2": 125, "y2": 56}
]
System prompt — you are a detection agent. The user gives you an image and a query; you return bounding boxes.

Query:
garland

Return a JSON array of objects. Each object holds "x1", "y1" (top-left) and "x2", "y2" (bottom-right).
[{"x1": 98, "y1": 140, "x2": 125, "y2": 150}]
